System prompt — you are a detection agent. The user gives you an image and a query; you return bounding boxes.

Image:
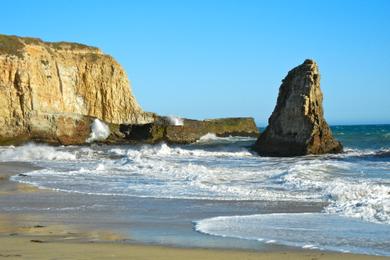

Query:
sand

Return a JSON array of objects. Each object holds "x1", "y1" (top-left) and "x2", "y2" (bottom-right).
[
  {"x1": 0, "y1": 162, "x2": 387, "y2": 260},
  {"x1": 0, "y1": 236, "x2": 388, "y2": 260}
]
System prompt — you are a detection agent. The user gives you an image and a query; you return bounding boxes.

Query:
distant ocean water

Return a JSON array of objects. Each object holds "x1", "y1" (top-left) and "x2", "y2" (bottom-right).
[{"x1": 1, "y1": 124, "x2": 389, "y2": 256}]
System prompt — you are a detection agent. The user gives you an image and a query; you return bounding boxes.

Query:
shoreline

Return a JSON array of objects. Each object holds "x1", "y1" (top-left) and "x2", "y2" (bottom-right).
[
  {"x1": 0, "y1": 161, "x2": 387, "y2": 259},
  {"x1": 1, "y1": 236, "x2": 388, "y2": 260}
]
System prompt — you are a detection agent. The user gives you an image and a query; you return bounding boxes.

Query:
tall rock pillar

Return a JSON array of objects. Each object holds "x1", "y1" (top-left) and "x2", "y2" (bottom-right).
[{"x1": 254, "y1": 59, "x2": 342, "y2": 156}]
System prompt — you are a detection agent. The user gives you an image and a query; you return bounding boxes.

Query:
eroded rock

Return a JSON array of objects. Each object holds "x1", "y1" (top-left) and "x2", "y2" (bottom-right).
[
  {"x1": 0, "y1": 34, "x2": 259, "y2": 146},
  {"x1": 0, "y1": 34, "x2": 154, "y2": 145},
  {"x1": 120, "y1": 117, "x2": 259, "y2": 144},
  {"x1": 254, "y1": 59, "x2": 342, "y2": 156}
]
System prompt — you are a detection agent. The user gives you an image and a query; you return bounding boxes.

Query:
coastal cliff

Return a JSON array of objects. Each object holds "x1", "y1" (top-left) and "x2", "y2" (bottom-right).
[
  {"x1": 254, "y1": 59, "x2": 342, "y2": 156},
  {"x1": 0, "y1": 34, "x2": 153, "y2": 144},
  {"x1": 0, "y1": 34, "x2": 258, "y2": 145}
]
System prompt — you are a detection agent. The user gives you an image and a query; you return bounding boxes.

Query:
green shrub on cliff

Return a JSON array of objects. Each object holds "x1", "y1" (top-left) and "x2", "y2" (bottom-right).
[{"x1": 0, "y1": 35, "x2": 25, "y2": 58}]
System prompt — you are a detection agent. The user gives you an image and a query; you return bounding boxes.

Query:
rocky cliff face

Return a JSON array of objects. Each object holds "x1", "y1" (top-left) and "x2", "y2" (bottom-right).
[
  {"x1": 0, "y1": 34, "x2": 153, "y2": 144},
  {"x1": 254, "y1": 59, "x2": 342, "y2": 156}
]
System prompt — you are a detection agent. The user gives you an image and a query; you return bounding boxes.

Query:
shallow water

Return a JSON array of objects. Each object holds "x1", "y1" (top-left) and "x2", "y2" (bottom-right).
[
  {"x1": 195, "y1": 213, "x2": 390, "y2": 256},
  {"x1": 1, "y1": 125, "x2": 389, "y2": 255}
]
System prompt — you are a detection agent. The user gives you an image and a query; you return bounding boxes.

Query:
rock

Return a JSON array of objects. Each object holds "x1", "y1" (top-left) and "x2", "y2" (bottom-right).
[
  {"x1": 254, "y1": 59, "x2": 342, "y2": 156},
  {"x1": 119, "y1": 123, "x2": 166, "y2": 144},
  {"x1": 0, "y1": 34, "x2": 153, "y2": 145},
  {"x1": 0, "y1": 34, "x2": 259, "y2": 146},
  {"x1": 165, "y1": 118, "x2": 259, "y2": 144},
  {"x1": 120, "y1": 117, "x2": 259, "y2": 144},
  {"x1": 29, "y1": 113, "x2": 93, "y2": 145}
]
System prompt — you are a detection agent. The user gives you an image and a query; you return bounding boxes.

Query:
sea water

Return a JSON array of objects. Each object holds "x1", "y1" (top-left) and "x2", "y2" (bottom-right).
[{"x1": 1, "y1": 125, "x2": 389, "y2": 255}]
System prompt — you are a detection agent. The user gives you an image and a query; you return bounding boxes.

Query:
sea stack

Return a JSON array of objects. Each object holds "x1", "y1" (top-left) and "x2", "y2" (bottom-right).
[{"x1": 254, "y1": 59, "x2": 342, "y2": 156}]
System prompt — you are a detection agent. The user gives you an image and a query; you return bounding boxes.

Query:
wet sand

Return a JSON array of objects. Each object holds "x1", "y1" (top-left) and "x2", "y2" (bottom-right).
[
  {"x1": 0, "y1": 162, "x2": 42, "y2": 194},
  {"x1": 0, "y1": 162, "x2": 387, "y2": 259},
  {"x1": 1, "y1": 236, "x2": 388, "y2": 260}
]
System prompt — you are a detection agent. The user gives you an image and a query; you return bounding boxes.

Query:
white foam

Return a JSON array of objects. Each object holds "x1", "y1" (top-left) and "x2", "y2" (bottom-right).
[
  {"x1": 302, "y1": 244, "x2": 318, "y2": 249},
  {"x1": 108, "y1": 148, "x2": 126, "y2": 156},
  {"x1": 0, "y1": 143, "x2": 76, "y2": 161},
  {"x1": 95, "y1": 163, "x2": 105, "y2": 171},
  {"x1": 166, "y1": 116, "x2": 184, "y2": 126},
  {"x1": 198, "y1": 133, "x2": 221, "y2": 141},
  {"x1": 196, "y1": 133, "x2": 256, "y2": 144},
  {"x1": 195, "y1": 213, "x2": 390, "y2": 256},
  {"x1": 86, "y1": 119, "x2": 110, "y2": 143},
  {"x1": 327, "y1": 147, "x2": 390, "y2": 159},
  {"x1": 324, "y1": 181, "x2": 390, "y2": 224},
  {"x1": 125, "y1": 143, "x2": 253, "y2": 158},
  {"x1": 6, "y1": 142, "x2": 390, "y2": 225}
]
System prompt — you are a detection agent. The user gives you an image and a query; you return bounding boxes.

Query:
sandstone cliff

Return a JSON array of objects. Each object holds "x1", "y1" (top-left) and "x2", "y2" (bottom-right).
[
  {"x1": 0, "y1": 34, "x2": 153, "y2": 144},
  {"x1": 254, "y1": 59, "x2": 342, "y2": 156}
]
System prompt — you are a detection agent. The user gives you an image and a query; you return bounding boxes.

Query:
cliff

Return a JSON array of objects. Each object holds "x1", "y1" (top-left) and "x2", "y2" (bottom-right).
[
  {"x1": 254, "y1": 59, "x2": 342, "y2": 156},
  {"x1": 0, "y1": 34, "x2": 153, "y2": 144}
]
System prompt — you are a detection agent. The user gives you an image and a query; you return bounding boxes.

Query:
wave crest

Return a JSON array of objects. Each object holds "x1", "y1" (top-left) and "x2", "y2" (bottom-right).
[{"x1": 0, "y1": 143, "x2": 76, "y2": 161}]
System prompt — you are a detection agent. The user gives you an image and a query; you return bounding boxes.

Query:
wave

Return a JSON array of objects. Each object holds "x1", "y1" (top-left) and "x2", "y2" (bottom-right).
[
  {"x1": 280, "y1": 159, "x2": 390, "y2": 224},
  {"x1": 0, "y1": 143, "x2": 77, "y2": 161},
  {"x1": 324, "y1": 182, "x2": 390, "y2": 224},
  {"x1": 196, "y1": 133, "x2": 256, "y2": 144},
  {"x1": 166, "y1": 115, "x2": 184, "y2": 126},
  {"x1": 5, "y1": 142, "x2": 390, "y2": 224},
  {"x1": 199, "y1": 133, "x2": 222, "y2": 141},
  {"x1": 195, "y1": 213, "x2": 390, "y2": 256},
  {"x1": 122, "y1": 143, "x2": 254, "y2": 158},
  {"x1": 86, "y1": 119, "x2": 110, "y2": 143},
  {"x1": 334, "y1": 148, "x2": 390, "y2": 158}
]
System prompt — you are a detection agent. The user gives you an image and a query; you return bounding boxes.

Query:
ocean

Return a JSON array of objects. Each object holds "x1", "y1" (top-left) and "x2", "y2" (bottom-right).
[{"x1": 1, "y1": 124, "x2": 389, "y2": 256}]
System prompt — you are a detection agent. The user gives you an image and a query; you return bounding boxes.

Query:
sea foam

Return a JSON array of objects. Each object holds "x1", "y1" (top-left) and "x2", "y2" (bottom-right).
[
  {"x1": 5, "y1": 137, "x2": 390, "y2": 225},
  {"x1": 198, "y1": 133, "x2": 220, "y2": 141},
  {"x1": 0, "y1": 143, "x2": 76, "y2": 161},
  {"x1": 166, "y1": 116, "x2": 184, "y2": 126},
  {"x1": 196, "y1": 133, "x2": 256, "y2": 144},
  {"x1": 3, "y1": 124, "x2": 390, "y2": 256},
  {"x1": 195, "y1": 213, "x2": 390, "y2": 256},
  {"x1": 86, "y1": 119, "x2": 110, "y2": 143}
]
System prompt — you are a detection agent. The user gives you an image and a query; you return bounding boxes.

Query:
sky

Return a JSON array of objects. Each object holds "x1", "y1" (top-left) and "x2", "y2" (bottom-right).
[{"x1": 1, "y1": 0, "x2": 389, "y2": 126}]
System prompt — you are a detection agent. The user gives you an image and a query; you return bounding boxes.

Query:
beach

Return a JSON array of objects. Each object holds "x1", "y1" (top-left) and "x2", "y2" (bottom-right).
[
  {"x1": 1, "y1": 237, "x2": 388, "y2": 260},
  {"x1": 0, "y1": 127, "x2": 389, "y2": 259},
  {"x1": 0, "y1": 164, "x2": 386, "y2": 260}
]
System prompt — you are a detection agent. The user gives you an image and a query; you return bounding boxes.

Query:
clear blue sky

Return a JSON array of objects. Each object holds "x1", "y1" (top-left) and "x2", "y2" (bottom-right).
[{"x1": 1, "y1": 0, "x2": 389, "y2": 125}]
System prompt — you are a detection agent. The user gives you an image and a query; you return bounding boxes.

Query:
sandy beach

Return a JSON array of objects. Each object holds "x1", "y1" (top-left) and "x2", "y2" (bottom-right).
[
  {"x1": 0, "y1": 162, "x2": 388, "y2": 260},
  {"x1": 1, "y1": 236, "x2": 388, "y2": 260}
]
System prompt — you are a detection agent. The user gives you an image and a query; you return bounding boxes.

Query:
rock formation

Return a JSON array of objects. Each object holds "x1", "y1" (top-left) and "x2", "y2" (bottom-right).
[
  {"x1": 254, "y1": 59, "x2": 342, "y2": 156},
  {"x1": 0, "y1": 34, "x2": 153, "y2": 144},
  {"x1": 120, "y1": 117, "x2": 259, "y2": 144},
  {"x1": 0, "y1": 34, "x2": 259, "y2": 146}
]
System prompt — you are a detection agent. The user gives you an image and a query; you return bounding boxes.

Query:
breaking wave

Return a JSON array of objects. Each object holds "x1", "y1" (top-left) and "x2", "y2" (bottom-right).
[
  {"x1": 2, "y1": 124, "x2": 389, "y2": 255},
  {"x1": 86, "y1": 119, "x2": 110, "y2": 143},
  {"x1": 0, "y1": 143, "x2": 77, "y2": 161},
  {"x1": 6, "y1": 141, "x2": 390, "y2": 225},
  {"x1": 195, "y1": 213, "x2": 390, "y2": 256},
  {"x1": 166, "y1": 116, "x2": 184, "y2": 126}
]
